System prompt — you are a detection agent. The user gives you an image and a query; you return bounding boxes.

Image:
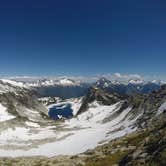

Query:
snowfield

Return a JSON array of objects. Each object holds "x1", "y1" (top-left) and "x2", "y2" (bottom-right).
[{"x1": 0, "y1": 101, "x2": 140, "y2": 157}]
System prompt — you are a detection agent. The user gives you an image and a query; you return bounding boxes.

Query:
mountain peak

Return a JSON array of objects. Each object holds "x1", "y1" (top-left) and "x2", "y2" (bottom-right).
[
  {"x1": 95, "y1": 77, "x2": 112, "y2": 88},
  {"x1": 77, "y1": 86, "x2": 122, "y2": 115}
]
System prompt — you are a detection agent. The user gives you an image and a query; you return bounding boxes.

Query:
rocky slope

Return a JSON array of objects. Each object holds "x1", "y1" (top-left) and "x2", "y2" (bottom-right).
[
  {"x1": 0, "y1": 79, "x2": 48, "y2": 123},
  {"x1": 77, "y1": 86, "x2": 124, "y2": 115}
]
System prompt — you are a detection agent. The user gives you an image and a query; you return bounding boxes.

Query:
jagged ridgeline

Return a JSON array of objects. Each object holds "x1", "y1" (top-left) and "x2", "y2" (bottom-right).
[
  {"x1": 15, "y1": 77, "x2": 161, "y2": 99},
  {"x1": 77, "y1": 86, "x2": 125, "y2": 115}
]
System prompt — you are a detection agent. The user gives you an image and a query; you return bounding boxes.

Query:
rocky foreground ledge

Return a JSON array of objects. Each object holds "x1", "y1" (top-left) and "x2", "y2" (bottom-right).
[{"x1": 0, "y1": 113, "x2": 165, "y2": 166}]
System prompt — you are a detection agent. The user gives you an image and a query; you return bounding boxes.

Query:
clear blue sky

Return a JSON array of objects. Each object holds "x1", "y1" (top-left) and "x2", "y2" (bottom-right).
[{"x1": 0, "y1": 0, "x2": 165, "y2": 77}]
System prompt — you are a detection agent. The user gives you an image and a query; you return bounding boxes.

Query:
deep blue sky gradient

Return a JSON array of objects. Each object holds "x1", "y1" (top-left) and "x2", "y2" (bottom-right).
[{"x1": 0, "y1": 0, "x2": 166, "y2": 76}]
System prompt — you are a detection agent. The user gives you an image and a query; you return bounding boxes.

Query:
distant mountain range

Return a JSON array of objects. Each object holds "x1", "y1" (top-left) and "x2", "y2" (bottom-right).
[
  {"x1": 7, "y1": 77, "x2": 164, "y2": 98},
  {"x1": 10, "y1": 76, "x2": 166, "y2": 87}
]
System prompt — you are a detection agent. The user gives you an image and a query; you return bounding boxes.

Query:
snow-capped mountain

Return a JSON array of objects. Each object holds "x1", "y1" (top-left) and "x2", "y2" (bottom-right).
[
  {"x1": 10, "y1": 77, "x2": 82, "y2": 87},
  {"x1": 95, "y1": 77, "x2": 162, "y2": 95},
  {"x1": 0, "y1": 79, "x2": 48, "y2": 122},
  {"x1": 95, "y1": 77, "x2": 112, "y2": 88}
]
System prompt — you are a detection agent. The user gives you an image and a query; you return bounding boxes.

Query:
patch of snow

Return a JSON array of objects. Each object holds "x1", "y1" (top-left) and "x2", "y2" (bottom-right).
[
  {"x1": 57, "y1": 115, "x2": 63, "y2": 119},
  {"x1": 156, "y1": 101, "x2": 166, "y2": 115},
  {"x1": 128, "y1": 79, "x2": 143, "y2": 84},
  {"x1": 70, "y1": 98, "x2": 83, "y2": 116},
  {"x1": 0, "y1": 126, "x2": 57, "y2": 144},
  {"x1": 160, "y1": 81, "x2": 166, "y2": 85},
  {"x1": 0, "y1": 104, "x2": 15, "y2": 122},
  {"x1": 104, "y1": 82, "x2": 109, "y2": 87},
  {"x1": 25, "y1": 121, "x2": 40, "y2": 128}
]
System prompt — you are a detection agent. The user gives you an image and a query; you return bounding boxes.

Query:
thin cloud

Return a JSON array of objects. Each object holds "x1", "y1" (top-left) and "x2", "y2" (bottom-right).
[{"x1": 114, "y1": 73, "x2": 142, "y2": 79}]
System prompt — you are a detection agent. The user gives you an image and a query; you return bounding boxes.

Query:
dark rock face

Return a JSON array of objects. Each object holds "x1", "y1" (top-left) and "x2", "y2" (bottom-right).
[
  {"x1": 95, "y1": 78, "x2": 127, "y2": 95},
  {"x1": 77, "y1": 86, "x2": 124, "y2": 115},
  {"x1": 127, "y1": 84, "x2": 166, "y2": 128},
  {"x1": 95, "y1": 77, "x2": 112, "y2": 88},
  {"x1": 161, "y1": 84, "x2": 166, "y2": 90}
]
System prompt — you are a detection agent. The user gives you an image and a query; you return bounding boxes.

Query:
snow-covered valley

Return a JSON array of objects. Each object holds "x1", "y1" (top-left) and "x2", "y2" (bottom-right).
[{"x1": 0, "y1": 100, "x2": 139, "y2": 157}]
